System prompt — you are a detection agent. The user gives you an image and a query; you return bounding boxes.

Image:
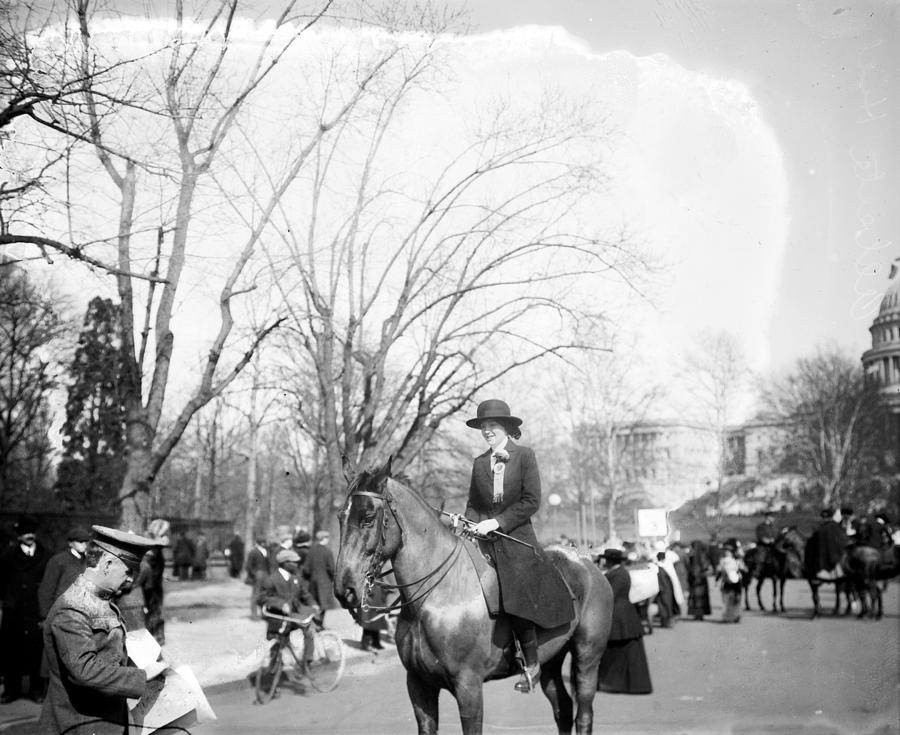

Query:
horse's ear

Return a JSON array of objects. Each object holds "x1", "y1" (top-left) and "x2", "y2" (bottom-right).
[{"x1": 341, "y1": 455, "x2": 356, "y2": 483}]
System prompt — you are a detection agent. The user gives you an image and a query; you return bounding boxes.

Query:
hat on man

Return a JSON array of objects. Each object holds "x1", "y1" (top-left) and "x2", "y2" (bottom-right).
[
  {"x1": 465, "y1": 399, "x2": 523, "y2": 430},
  {"x1": 601, "y1": 548, "x2": 627, "y2": 564},
  {"x1": 293, "y1": 529, "x2": 311, "y2": 546},
  {"x1": 14, "y1": 516, "x2": 38, "y2": 535},
  {"x1": 67, "y1": 525, "x2": 91, "y2": 542},
  {"x1": 91, "y1": 526, "x2": 157, "y2": 567},
  {"x1": 276, "y1": 549, "x2": 300, "y2": 564}
]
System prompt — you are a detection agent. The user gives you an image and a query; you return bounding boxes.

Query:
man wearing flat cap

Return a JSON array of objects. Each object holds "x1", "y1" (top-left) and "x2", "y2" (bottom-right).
[
  {"x1": 38, "y1": 526, "x2": 166, "y2": 734},
  {"x1": 0, "y1": 516, "x2": 49, "y2": 704},
  {"x1": 257, "y1": 548, "x2": 320, "y2": 660}
]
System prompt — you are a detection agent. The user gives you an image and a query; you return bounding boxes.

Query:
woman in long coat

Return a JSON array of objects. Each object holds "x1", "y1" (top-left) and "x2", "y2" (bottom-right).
[
  {"x1": 687, "y1": 540, "x2": 712, "y2": 620},
  {"x1": 463, "y1": 398, "x2": 574, "y2": 693},
  {"x1": 596, "y1": 549, "x2": 652, "y2": 694}
]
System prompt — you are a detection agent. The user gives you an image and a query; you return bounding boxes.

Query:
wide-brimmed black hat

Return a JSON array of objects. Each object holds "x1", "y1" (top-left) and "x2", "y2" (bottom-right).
[
  {"x1": 91, "y1": 526, "x2": 158, "y2": 567},
  {"x1": 601, "y1": 548, "x2": 627, "y2": 564},
  {"x1": 465, "y1": 399, "x2": 523, "y2": 429}
]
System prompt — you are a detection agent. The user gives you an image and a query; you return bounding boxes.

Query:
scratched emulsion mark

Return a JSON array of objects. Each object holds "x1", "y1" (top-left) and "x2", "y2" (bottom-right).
[{"x1": 850, "y1": 35, "x2": 893, "y2": 322}]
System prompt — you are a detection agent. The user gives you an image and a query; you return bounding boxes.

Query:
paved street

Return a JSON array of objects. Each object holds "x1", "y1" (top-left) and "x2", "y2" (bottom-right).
[{"x1": 202, "y1": 580, "x2": 899, "y2": 735}]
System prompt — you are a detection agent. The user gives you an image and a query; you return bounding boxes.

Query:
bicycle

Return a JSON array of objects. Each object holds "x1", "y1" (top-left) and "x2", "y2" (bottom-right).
[{"x1": 254, "y1": 611, "x2": 346, "y2": 703}]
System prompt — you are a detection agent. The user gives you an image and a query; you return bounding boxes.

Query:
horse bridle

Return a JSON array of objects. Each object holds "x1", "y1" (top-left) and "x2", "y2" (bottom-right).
[{"x1": 348, "y1": 486, "x2": 463, "y2": 614}]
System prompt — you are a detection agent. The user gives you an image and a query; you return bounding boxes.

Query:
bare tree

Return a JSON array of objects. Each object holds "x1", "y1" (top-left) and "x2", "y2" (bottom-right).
[
  {"x1": 546, "y1": 337, "x2": 665, "y2": 543},
  {"x1": 256, "y1": 40, "x2": 650, "y2": 526},
  {"x1": 762, "y1": 345, "x2": 886, "y2": 508},
  {"x1": 681, "y1": 330, "x2": 750, "y2": 528},
  {"x1": 1, "y1": 1, "x2": 423, "y2": 529}
]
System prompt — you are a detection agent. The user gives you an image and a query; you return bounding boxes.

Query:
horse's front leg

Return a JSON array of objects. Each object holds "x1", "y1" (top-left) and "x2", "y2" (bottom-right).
[
  {"x1": 778, "y1": 578, "x2": 786, "y2": 613},
  {"x1": 452, "y1": 674, "x2": 485, "y2": 735},
  {"x1": 407, "y1": 672, "x2": 441, "y2": 735},
  {"x1": 755, "y1": 578, "x2": 766, "y2": 611},
  {"x1": 809, "y1": 581, "x2": 819, "y2": 619}
]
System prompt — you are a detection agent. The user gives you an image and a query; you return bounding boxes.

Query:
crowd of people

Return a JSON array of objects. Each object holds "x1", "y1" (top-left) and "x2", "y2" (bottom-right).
[{"x1": 0, "y1": 519, "x2": 168, "y2": 732}]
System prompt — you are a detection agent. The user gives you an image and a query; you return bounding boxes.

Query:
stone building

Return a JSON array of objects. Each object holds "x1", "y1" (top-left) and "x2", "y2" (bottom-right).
[{"x1": 862, "y1": 275, "x2": 900, "y2": 414}]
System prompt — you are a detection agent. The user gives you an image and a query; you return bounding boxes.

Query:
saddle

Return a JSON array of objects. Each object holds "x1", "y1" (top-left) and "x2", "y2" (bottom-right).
[{"x1": 461, "y1": 539, "x2": 501, "y2": 616}]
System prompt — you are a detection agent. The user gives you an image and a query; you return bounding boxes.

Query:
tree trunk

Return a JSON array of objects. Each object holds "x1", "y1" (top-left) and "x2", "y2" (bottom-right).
[
  {"x1": 243, "y1": 390, "x2": 260, "y2": 547},
  {"x1": 119, "y1": 407, "x2": 154, "y2": 532}
]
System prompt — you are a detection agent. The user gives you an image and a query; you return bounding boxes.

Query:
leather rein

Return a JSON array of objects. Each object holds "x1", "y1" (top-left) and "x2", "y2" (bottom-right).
[{"x1": 349, "y1": 488, "x2": 464, "y2": 615}]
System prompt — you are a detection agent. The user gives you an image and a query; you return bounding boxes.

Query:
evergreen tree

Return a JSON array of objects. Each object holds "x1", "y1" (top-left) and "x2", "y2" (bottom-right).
[
  {"x1": 56, "y1": 297, "x2": 129, "y2": 512},
  {"x1": 0, "y1": 261, "x2": 66, "y2": 508}
]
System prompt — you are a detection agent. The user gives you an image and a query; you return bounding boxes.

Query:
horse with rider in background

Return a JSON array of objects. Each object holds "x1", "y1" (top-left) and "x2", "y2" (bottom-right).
[
  {"x1": 742, "y1": 525, "x2": 804, "y2": 613},
  {"x1": 803, "y1": 507, "x2": 898, "y2": 619}
]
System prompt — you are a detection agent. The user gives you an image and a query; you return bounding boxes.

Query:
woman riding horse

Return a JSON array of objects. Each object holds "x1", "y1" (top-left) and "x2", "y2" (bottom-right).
[{"x1": 462, "y1": 399, "x2": 574, "y2": 693}]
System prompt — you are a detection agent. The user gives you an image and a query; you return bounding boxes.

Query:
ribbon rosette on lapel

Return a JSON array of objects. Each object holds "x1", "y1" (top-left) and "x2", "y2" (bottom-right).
[{"x1": 491, "y1": 449, "x2": 509, "y2": 503}]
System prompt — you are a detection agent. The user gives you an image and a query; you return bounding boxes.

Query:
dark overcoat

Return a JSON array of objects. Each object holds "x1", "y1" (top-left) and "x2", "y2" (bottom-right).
[
  {"x1": 804, "y1": 520, "x2": 848, "y2": 577},
  {"x1": 0, "y1": 542, "x2": 49, "y2": 685},
  {"x1": 39, "y1": 549, "x2": 87, "y2": 619},
  {"x1": 304, "y1": 543, "x2": 337, "y2": 611},
  {"x1": 38, "y1": 576, "x2": 147, "y2": 735},
  {"x1": 464, "y1": 441, "x2": 574, "y2": 628},
  {"x1": 257, "y1": 570, "x2": 315, "y2": 638},
  {"x1": 604, "y1": 565, "x2": 645, "y2": 641}
]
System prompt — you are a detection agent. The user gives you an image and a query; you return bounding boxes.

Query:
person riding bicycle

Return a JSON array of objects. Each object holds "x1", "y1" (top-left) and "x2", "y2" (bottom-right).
[{"x1": 257, "y1": 549, "x2": 320, "y2": 657}]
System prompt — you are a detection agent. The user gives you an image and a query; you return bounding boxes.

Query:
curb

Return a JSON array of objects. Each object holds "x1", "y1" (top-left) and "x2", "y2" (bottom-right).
[{"x1": 0, "y1": 644, "x2": 397, "y2": 731}]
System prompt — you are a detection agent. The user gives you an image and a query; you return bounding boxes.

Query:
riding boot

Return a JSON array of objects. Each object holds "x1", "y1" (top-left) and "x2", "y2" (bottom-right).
[{"x1": 511, "y1": 618, "x2": 540, "y2": 693}]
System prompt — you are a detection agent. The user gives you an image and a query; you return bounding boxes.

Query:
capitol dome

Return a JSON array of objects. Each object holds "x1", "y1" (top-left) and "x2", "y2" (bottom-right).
[
  {"x1": 878, "y1": 277, "x2": 900, "y2": 317},
  {"x1": 862, "y1": 276, "x2": 900, "y2": 411}
]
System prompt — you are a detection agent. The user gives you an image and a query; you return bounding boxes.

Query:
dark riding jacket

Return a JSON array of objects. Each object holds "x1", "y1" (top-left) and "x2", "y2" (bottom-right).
[{"x1": 465, "y1": 441, "x2": 574, "y2": 629}]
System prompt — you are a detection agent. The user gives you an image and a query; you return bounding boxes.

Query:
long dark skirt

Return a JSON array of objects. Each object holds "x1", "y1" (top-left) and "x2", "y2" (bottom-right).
[
  {"x1": 721, "y1": 581, "x2": 742, "y2": 623},
  {"x1": 688, "y1": 577, "x2": 711, "y2": 618},
  {"x1": 597, "y1": 638, "x2": 652, "y2": 694}
]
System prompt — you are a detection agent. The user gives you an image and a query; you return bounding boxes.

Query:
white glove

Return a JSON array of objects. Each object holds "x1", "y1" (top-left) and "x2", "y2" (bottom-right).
[
  {"x1": 473, "y1": 519, "x2": 500, "y2": 536},
  {"x1": 448, "y1": 513, "x2": 462, "y2": 529}
]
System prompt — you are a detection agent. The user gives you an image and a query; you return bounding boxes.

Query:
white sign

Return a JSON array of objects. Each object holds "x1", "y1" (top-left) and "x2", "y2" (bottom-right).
[{"x1": 636, "y1": 508, "x2": 668, "y2": 538}]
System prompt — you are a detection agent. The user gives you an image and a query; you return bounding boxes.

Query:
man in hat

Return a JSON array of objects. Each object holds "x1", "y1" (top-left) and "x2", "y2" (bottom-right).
[
  {"x1": 804, "y1": 507, "x2": 848, "y2": 580},
  {"x1": 39, "y1": 526, "x2": 91, "y2": 620},
  {"x1": 39, "y1": 526, "x2": 166, "y2": 734},
  {"x1": 257, "y1": 549, "x2": 320, "y2": 662},
  {"x1": 244, "y1": 535, "x2": 270, "y2": 620},
  {"x1": 0, "y1": 516, "x2": 49, "y2": 704},
  {"x1": 304, "y1": 530, "x2": 336, "y2": 628}
]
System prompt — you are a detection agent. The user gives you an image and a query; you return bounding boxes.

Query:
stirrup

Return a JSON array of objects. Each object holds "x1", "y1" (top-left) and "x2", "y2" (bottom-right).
[{"x1": 514, "y1": 663, "x2": 540, "y2": 693}]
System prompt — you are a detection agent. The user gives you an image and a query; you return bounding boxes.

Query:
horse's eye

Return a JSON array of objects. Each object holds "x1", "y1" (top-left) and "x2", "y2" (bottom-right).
[{"x1": 359, "y1": 509, "x2": 377, "y2": 527}]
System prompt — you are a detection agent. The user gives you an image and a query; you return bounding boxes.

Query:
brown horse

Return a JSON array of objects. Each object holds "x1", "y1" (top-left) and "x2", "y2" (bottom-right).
[{"x1": 334, "y1": 458, "x2": 614, "y2": 735}]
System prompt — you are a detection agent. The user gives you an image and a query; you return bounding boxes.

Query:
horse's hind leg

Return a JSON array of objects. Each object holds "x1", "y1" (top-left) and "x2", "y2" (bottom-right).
[
  {"x1": 756, "y1": 578, "x2": 766, "y2": 612},
  {"x1": 539, "y1": 651, "x2": 574, "y2": 734},
  {"x1": 570, "y1": 647, "x2": 601, "y2": 735},
  {"x1": 779, "y1": 578, "x2": 786, "y2": 613},
  {"x1": 407, "y1": 672, "x2": 441, "y2": 735}
]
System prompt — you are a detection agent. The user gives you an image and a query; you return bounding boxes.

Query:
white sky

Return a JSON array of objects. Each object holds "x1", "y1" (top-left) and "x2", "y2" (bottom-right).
[{"x1": 12, "y1": 0, "x2": 898, "y2": 427}]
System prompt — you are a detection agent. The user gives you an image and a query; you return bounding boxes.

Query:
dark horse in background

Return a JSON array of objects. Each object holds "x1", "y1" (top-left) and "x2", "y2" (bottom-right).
[
  {"x1": 334, "y1": 457, "x2": 614, "y2": 735},
  {"x1": 742, "y1": 527, "x2": 804, "y2": 612},
  {"x1": 802, "y1": 530, "x2": 898, "y2": 620}
]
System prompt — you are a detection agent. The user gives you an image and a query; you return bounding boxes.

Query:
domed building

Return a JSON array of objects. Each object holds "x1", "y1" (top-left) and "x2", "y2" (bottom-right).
[{"x1": 861, "y1": 276, "x2": 900, "y2": 412}]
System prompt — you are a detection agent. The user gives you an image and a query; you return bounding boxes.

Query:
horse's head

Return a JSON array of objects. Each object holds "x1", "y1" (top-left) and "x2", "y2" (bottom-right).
[{"x1": 334, "y1": 455, "x2": 403, "y2": 618}]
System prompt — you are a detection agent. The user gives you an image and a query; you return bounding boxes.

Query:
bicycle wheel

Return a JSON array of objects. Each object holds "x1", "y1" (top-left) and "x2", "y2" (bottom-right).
[
  {"x1": 254, "y1": 642, "x2": 283, "y2": 704},
  {"x1": 306, "y1": 629, "x2": 345, "y2": 693}
]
